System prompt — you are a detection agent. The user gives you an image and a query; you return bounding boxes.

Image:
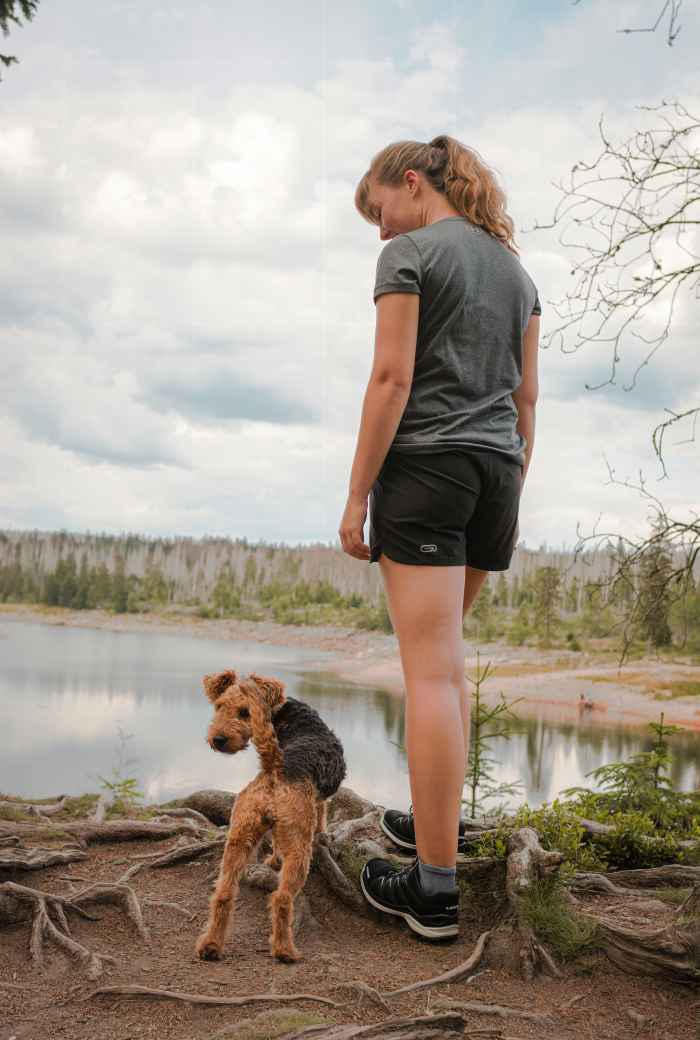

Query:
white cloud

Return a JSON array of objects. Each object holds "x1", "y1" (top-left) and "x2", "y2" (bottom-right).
[{"x1": 1, "y1": 0, "x2": 698, "y2": 549}]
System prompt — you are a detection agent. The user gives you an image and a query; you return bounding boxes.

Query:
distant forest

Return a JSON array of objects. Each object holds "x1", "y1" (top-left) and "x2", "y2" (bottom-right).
[{"x1": 1, "y1": 528, "x2": 698, "y2": 652}]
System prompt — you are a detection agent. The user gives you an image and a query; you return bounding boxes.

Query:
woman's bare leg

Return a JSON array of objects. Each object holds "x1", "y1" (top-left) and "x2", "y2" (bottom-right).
[
  {"x1": 459, "y1": 565, "x2": 490, "y2": 761},
  {"x1": 379, "y1": 552, "x2": 467, "y2": 868}
]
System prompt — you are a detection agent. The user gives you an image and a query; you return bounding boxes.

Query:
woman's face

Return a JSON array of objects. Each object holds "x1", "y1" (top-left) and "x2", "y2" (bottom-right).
[{"x1": 368, "y1": 172, "x2": 421, "y2": 241}]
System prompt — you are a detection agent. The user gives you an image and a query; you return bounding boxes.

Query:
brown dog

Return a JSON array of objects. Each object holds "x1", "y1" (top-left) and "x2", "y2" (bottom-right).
[{"x1": 195, "y1": 668, "x2": 346, "y2": 962}]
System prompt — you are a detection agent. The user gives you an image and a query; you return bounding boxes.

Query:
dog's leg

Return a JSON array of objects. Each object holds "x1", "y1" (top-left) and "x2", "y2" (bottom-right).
[
  {"x1": 267, "y1": 786, "x2": 316, "y2": 963},
  {"x1": 262, "y1": 828, "x2": 283, "y2": 871},
  {"x1": 315, "y1": 800, "x2": 327, "y2": 836},
  {"x1": 268, "y1": 840, "x2": 313, "y2": 963},
  {"x1": 195, "y1": 787, "x2": 270, "y2": 961}
]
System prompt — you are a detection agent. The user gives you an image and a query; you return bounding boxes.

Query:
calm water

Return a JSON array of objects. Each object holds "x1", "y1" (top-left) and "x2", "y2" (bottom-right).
[{"x1": 1, "y1": 618, "x2": 697, "y2": 813}]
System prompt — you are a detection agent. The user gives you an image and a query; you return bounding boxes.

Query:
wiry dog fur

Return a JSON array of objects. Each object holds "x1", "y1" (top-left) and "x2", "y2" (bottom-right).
[{"x1": 195, "y1": 668, "x2": 346, "y2": 963}]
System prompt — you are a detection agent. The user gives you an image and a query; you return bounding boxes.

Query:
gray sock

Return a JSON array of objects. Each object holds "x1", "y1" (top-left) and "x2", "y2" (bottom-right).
[{"x1": 417, "y1": 857, "x2": 456, "y2": 895}]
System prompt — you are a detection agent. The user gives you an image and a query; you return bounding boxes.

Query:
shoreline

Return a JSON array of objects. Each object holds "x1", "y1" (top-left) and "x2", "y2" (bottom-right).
[{"x1": 2, "y1": 602, "x2": 699, "y2": 732}]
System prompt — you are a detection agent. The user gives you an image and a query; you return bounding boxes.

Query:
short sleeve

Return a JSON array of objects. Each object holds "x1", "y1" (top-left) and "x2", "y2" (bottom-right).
[
  {"x1": 531, "y1": 290, "x2": 541, "y2": 316},
  {"x1": 374, "y1": 235, "x2": 423, "y2": 303}
]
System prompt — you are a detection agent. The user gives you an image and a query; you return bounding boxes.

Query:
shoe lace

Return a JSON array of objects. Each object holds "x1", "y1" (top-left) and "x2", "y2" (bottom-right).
[{"x1": 386, "y1": 856, "x2": 419, "y2": 893}]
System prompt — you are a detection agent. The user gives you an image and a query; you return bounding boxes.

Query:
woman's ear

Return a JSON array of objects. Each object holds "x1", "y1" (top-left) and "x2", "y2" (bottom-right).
[
  {"x1": 202, "y1": 669, "x2": 238, "y2": 703},
  {"x1": 248, "y1": 672, "x2": 286, "y2": 712}
]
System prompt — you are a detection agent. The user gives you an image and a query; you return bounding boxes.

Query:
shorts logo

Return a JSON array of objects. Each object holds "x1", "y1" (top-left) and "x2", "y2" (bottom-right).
[{"x1": 420, "y1": 544, "x2": 438, "y2": 552}]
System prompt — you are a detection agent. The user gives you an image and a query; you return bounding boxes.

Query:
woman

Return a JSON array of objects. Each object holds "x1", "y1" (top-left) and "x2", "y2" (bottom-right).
[{"x1": 338, "y1": 135, "x2": 541, "y2": 941}]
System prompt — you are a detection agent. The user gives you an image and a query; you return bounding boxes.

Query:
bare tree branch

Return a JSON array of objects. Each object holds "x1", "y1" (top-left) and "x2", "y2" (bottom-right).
[
  {"x1": 571, "y1": 0, "x2": 684, "y2": 46},
  {"x1": 525, "y1": 98, "x2": 699, "y2": 474}
]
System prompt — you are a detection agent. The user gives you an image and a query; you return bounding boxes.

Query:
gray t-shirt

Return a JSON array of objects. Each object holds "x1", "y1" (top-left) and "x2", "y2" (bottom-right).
[{"x1": 373, "y1": 217, "x2": 541, "y2": 467}]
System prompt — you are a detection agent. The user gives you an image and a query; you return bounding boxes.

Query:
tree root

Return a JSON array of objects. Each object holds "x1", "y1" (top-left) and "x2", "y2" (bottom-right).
[
  {"x1": 496, "y1": 827, "x2": 564, "y2": 981},
  {"x1": 4, "y1": 783, "x2": 698, "y2": 990},
  {"x1": 0, "y1": 881, "x2": 118, "y2": 979},
  {"x1": 380, "y1": 930, "x2": 494, "y2": 997},
  {"x1": 0, "y1": 867, "x2": 151, "y2": 980},
  {"x1": 89, "y1": 989, "x2": 482, "y2": 1038},
  {"x1": 90, "y1": 982, "x2": 345, "y2": 1008},
  {"x1": 588, "y1": 863, "x2": 700, "y2": 889},
  {"x1": 274, "y1": 1011, "x2": 488, "y2": 1038},
  {"x1": 430, "y1": 996, "x2": 553, "y2": 1024},
  {"x1": 576, "y1": 881, "x2": 700, "y2": 985},
  {"x1": 0, "y1": 795, "x2": 70, "y2": 817},
  {"x1": 0, "y1": 840, "x2": 88, "y2": 871},
  {"x1": 0, "y1": 816, "x2": 212, "y2": 844}
]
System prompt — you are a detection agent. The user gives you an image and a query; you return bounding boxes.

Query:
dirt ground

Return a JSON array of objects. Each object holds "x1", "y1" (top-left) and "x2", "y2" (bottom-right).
[{"x1": 1, "y1": 828, "x2": 699, "y2": 1040}]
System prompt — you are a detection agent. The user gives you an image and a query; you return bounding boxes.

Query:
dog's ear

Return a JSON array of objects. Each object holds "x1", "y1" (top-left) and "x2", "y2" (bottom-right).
[
  {"x1": 248, "y1": 672, "x2": 286, "y2": 712},
  {"x1": 202, "y1": 669, "x2": 238, "y2": 703}
]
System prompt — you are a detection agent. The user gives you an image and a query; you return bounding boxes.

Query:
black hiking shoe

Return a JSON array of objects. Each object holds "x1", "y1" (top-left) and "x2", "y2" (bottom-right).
[
  {"x1": 380, "y1": 804, "x2": 470, "y2": 854},
  {"x1": 359, "y1": 855, "x2": 459, "y2": 940}
]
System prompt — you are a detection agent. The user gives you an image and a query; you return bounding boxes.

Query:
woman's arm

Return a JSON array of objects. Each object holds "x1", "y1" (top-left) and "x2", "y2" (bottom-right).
[
  {"x1": 339, "y1": 292, "x2": 419, "y2": 560},
  {"x1": 512, "y1": 312, "x2": 540, "y2": 489},
  {"x1": 347, "y1": 292, "x2": 419, "y2": 500}
]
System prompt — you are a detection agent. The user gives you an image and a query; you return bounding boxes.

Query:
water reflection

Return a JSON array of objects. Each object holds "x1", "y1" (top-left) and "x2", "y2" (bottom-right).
[{"x1": 1, "y1": 619, "x2": 697, "y2": 812}]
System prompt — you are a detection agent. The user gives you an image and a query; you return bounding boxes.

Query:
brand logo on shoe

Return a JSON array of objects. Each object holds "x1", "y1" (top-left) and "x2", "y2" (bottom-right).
[{"x1": 420, "y1": 544, "x2": 438, "y2": 552}]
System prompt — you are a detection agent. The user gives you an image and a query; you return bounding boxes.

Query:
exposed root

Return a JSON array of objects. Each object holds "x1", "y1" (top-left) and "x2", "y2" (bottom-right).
[
  {"x1": 0, "y1": 795, "x2": 70, "y2": 817},
  {"x1": 89, "y1": 983, "x2": 345, "y2": 1008},
  {"x1": 140, "y1": 833, "x2": 225, "y2": 868},
  {"x1": 0, "y1": 817, "x2": 213, "y2": 844},
  {"x1": 431, "y1": 995, "x2": 553, "y2": 1024},
  {"x1": 381, "y1": 930, "x2": 494, "y2": 997},
  {"x1": 0, "y1": 841, "x2": 88, "y2": 871},
  {"x1": 141, "y1": 897, "x2": 196, "y2": 920},
  {"x1": 594, "y1": 864, "x2": 700, "y2": 889},
  {"x1": 151, "y1": 807, "x2": 217, "y2": 828},
  {"x1": 90, "y1": 793, "x2": 110, "y2": 823},
  {"x1": 276, "y1": 1011, "x2": 477, "y2": 1038},
  {"x1": 90, "y1": 990, "x2": 472, "y2": 1038},
  {"x1": 0, "y1": 877, "x2": 149, "y2": 979},
  {"x1": 576, "y1": 881, "x2": 700, "y2": 985},
  {"x1": 0, "y1": 881, "x2": 114, "y2": 979},
  {"x1": 497, "y1": 827, "x2": 565, "y2": 981},
  {"x1": 312, "y1": 833, "x2": 364, "y2": 911}
]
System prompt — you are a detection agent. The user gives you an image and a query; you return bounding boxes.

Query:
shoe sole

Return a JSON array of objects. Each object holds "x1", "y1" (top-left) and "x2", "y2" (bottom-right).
[
  {"x1": 359, "y1": 870, "x2": 459, "y2": 940},
  {"x1": 379, "y1": 813, "x2": 467, "y2": 856}
]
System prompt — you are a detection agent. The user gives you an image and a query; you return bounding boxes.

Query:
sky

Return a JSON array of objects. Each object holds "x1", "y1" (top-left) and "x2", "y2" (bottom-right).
[{"x1": 1, "y1": 0, "x2": 698, "y2": 554}]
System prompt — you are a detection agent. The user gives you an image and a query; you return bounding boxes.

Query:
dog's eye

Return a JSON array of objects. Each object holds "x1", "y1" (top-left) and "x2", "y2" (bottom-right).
[{"x1": 238, "y1": 707, "x2": 250, "y2": 719}]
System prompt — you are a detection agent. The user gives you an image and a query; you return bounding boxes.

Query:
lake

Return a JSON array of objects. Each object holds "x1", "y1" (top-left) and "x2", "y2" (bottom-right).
[{"x1": 1, "y1": 618, "x2": 697, "y2": 814}]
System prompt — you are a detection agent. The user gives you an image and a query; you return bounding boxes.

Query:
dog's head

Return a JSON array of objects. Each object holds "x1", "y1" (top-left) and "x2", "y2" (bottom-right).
[{"x1": 202, "y1": 669, "x2": 286, "y2": 755}]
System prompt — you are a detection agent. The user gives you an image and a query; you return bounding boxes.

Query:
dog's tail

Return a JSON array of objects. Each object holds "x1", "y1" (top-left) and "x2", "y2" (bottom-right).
[{"x1": 247, "y1": 692, "x2": 285, "y2": 777}]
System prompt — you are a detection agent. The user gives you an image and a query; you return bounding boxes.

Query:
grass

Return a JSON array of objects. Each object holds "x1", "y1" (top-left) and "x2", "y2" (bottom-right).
[
  {"x1": 0, "y1": 791, "x2": 161, "y2": 823},
  {"x1": 520, "y1": 876, "x2": 603, "y2": 961},
  {"x1": 652, "y1": 680, "x2": 700, "y2": 700}
]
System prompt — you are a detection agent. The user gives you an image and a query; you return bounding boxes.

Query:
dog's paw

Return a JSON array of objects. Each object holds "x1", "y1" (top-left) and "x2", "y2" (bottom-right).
[
  {"x1": 196, "y1": 935, "x2": 223, "y2": 961},
  {"x1": 273, "y1": 944, "x2": 302, "y2": 963},
  {"x1": 263, "y1": 852, "x2": 283, "y2": 870}
]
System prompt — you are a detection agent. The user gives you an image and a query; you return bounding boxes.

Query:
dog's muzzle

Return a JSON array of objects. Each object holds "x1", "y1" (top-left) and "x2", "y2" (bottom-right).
[{"x1": 211, "y1": 735, "x2": 250, "y2": 753}]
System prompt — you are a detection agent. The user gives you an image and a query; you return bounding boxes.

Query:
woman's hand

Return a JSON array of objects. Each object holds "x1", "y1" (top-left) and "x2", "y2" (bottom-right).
[{"x1": 339, "y1": 493, "x2": 371, "y2": 561}]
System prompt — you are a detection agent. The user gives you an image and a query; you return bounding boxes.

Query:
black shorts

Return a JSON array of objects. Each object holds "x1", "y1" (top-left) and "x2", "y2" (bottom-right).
[{"x1": 368, "y1": 448, "x2": 523, "y2": 571}]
